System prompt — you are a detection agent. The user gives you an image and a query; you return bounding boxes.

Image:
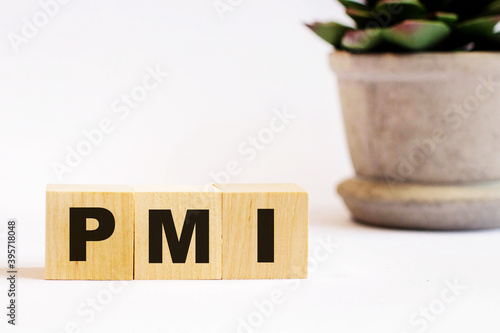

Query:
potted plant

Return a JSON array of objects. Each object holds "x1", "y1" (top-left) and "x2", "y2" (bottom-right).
[{"x1": 308, "y1": 0, "x2": 500, "y2": 230}]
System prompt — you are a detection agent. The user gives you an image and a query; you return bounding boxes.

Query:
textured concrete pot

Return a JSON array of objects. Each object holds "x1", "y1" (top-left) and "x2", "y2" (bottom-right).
[{"x1": 331, "y1": 51, "x2": 500, "y2": 230}]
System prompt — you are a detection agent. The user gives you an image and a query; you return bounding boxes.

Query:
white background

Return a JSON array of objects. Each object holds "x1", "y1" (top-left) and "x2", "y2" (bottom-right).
[{"x1": 0, "y1": 0, "x2": 499, "y2": 332}]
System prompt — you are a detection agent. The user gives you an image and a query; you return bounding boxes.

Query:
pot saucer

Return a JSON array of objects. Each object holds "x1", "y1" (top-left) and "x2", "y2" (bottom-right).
[{"x1": 338, "y1": 177, "x2": 500, "y2": 230}]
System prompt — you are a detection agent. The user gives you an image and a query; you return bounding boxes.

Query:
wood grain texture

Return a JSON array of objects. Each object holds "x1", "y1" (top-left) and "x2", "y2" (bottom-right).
[
  {"x1": 215, "y1": 183, "x2": 308, "y2": 279},
  {"x1": 133, "y1": 185, "x2": 222, "y2": 280},
  {"x1": 45, "y1": 184, "x2": 134, "y2": 280}
]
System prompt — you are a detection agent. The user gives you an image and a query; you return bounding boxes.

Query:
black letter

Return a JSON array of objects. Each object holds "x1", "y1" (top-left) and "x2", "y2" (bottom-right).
[
  {"x1": 149, "y1": 210, "x2": 209, "y2": 264},
  {"x1": 69, "y1": 207, "x2": 115, "y2": 261},
  {"x1": 258, "y1": 209, "x2": 274, "y2": 263}
]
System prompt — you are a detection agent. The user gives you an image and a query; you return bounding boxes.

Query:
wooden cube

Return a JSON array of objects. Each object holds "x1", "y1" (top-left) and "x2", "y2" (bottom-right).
[
  {"x1": 133, "y1": 185, "x2": 222, "y2": 279},
  {"x1": 215, "y1": 184, "x2": 308, "y2": 279},
  {"x1": 45, "y1": 184, "x2": 134, "y2": 280}
]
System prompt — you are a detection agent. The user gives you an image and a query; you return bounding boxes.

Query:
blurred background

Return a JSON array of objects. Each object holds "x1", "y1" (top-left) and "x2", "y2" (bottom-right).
[
  {"x1": 0, "y1": 0, "x2": 351, "y2": 259},
  {"x1": 0, "y1": 1, "x2": 499, "y2": 332}
]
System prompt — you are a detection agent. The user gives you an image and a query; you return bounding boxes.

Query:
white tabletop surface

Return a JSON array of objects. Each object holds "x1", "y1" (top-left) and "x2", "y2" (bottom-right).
[{"x1": 1, "y1": 1, "x2": 499, "y2": 332}]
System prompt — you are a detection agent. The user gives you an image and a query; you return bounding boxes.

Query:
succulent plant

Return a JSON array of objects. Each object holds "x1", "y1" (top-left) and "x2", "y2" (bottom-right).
[{"x1": 307, "y1": 0, "x2": 500, "y2": 52}]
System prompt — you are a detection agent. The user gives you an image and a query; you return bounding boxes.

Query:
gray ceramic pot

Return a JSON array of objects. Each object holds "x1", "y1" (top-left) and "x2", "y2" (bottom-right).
[{"x1": 331, "y1": 51, "x2": 500, "y2": 230}]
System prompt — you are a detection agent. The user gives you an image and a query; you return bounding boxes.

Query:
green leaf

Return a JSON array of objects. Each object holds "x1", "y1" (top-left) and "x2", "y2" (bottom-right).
[
  {"x1": 381, "y1": 19, "x2": 451, "y2": 51},
  {"x1": 306, "y1": 22, "x2": 353, "y2": 48},
  {"x1": 341, "y1": 28, "x2": 384, "y2": 52},
  {"x1": 456, "y1": 15, "x2": 500, "y2": 44},
  {"x1": 346, "y1": 8, "x2": 374, "y2": 28},
  {"x1": 433, "y1": 11, "x2": 459, "y2": 25},
  {"x1": 374, "y1": 0, "x2": 427, "y2": 24},
  {"x1": 338, "y1": 0, "x2": 368, "y2": 11}
]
